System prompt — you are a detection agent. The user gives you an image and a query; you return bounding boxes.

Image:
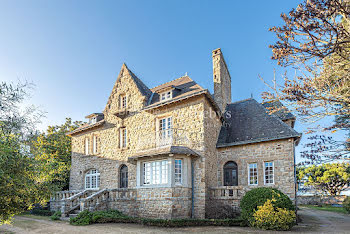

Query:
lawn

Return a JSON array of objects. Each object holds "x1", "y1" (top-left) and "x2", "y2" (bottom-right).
[{"x1": 300, "y1": 205, "x2": 349, "y2": 214}]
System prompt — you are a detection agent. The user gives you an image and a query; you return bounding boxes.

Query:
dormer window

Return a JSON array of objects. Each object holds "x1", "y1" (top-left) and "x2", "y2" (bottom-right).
[{"x1": 160, "y1": 91, "x2": 172, "y2": 101}]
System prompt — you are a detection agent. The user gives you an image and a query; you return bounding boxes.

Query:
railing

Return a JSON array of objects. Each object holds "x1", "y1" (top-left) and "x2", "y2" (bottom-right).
[
  {"x1": 59, "y1": 190, "x2": 91, "y2": 216},
  {"x1": 209, "y1": 186, "x2": 244, "y2": 200},
  {"x1": 51, "y1": 190, "x2": 82, "y2": 201},
  {"x1": 80, "y1": 189, "x2": 109, "y2": 212},
  {"x1": 80, "y1": 188, "x2": 137, "y2": 212},
  {"x1": 135, "y1": 128, "x2": 200, "y2": 152}
]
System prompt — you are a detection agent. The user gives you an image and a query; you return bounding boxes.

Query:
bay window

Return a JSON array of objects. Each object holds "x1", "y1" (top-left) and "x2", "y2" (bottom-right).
[
  {"x1": 143, "y1": 160, "x2": 169, "y2": 185},
  {"x1": 174, "y1": 159, "x2": 182, "y2": 184}
]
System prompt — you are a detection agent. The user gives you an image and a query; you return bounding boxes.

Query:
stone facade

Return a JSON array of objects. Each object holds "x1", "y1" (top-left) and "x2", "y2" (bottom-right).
[{"x1": 53, "y1": 48, "x2": 299, "y2": 220}]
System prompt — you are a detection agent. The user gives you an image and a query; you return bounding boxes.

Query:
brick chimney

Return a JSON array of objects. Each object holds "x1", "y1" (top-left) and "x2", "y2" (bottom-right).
[{"x1": 212, "y1": 48, "x2": 232, "y2": 112}]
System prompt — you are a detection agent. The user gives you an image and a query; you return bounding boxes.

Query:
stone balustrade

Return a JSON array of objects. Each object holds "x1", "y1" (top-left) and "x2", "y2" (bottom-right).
[
  {"x1": 80, "y1": 188, "x2": 109, "y2": 212},
  {"x1": 209, "y1": 186, "x2": 244, "y2": 200},
  {"x1": 51, "y1": 190, "x2": 82, "y2": 201}
]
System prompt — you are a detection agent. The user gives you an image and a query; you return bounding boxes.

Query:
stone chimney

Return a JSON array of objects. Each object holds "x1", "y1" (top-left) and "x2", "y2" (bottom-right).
[{"x1": 212, "y1": 48, "x2": 232, "y2": 112}]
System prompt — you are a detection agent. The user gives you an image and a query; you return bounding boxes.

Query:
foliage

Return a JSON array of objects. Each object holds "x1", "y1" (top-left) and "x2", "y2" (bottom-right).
[
  {"x1": 343, "y1": 196, "x2": 350, "y2": 213},
  {"x1": 298, "y1": 163, "x2": 350, "y2": 195},
  {"x1": 0, "y1": 81, "x2": 58, "y2": 225},
  {"x1": 50, "y1": 210, "x2": 62, "y2": 221},
  {"x1": 31, "y1": 118, "x2": 82, "y2": 190},
  {"x1": 265, "y1": 0, "x2": 350, "y2": 164},
  {"x1": 240, "y1": 187, "x2": 294, "y2": 223},
  {"x1": 30, "y1": 209, "x2": 53, "y2": 216},
  {"x1": 69, "y1": 209, "x2": 244, "y2": 227},
  {"x1": 251, "y1": 199, "x2": 296, "y2": 231}
]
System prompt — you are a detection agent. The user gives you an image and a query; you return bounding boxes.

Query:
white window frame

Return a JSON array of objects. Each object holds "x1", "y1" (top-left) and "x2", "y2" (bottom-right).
[
  {"x1": 120, "y1": 94, "x2": 127, "y2": 109},
  {"x1": 264, "y1": 161, "x2": 274, "y2": 185},
  {"x1": 93, "y1": 135, "x2": 98, "y2": 154},
  {"x1": 142, "y1": 159, "x2": 169, "y2": 185},
  {"x1": 85, "y1": 169, "x2": 100, "y2": 190},
  {"x1": 160, "y1": 91, "x2": 172, "y2": 101},
  {"x1": 120, "y1": 128, "x2": 127, "y2": 148},
  {"x1": 174, "y1": 159, "x2": 183, "y2": 184},
  {"x1": 85, "y1": 138, "x2": 89, "y2": 155},
  {"x1": 157, "y1": 117, "x2": 173, "y2": 146},
  {"x1": 248, "y1": 163, "x2": 258, "y2": 186}
]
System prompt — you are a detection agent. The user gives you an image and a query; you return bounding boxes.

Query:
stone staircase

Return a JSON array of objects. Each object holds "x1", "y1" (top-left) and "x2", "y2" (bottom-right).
[{"x1": 51, "y1": 188, "x2": 136, "y2": 219}]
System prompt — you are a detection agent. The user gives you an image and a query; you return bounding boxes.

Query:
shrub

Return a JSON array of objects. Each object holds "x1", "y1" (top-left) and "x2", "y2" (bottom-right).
[
  {"x1": 50, "y1": 210, "x2": 61, "y2": 221},
  {"x1": 69, "y1": 209, "x2": 244, "y2": 227},
  {"x1": 69, "y1": 210, "x2": 93, "y2": 225},
  {"x1": 240, "y1": 187, "x2": 294, "y2": 223},
  {"x1": 251, "y1": 199, "x2": 296, "y2": 231},
  {"x1": 30, "y1": 209, "x2": 53, "y2": 216},
  {"x1": 343, "y1": 196, "x2": 350, "y2": 213}
]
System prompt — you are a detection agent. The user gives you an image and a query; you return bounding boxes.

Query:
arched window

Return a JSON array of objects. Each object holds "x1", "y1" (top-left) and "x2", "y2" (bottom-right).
[
  {"x1": 85, "y1": 169, "x2": 100, "y2": 189},
  {"x1": 120, "y1": 165, "x2": 128, "y2": 188},
  {"x1": 223, "y1": 161, "x2": 238, "y2": 186}
]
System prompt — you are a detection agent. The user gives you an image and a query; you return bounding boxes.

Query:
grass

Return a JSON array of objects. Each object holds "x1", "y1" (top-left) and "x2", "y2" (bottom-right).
[{"x1": 300, "y1": 205, "x2": 349, "y2": 214}]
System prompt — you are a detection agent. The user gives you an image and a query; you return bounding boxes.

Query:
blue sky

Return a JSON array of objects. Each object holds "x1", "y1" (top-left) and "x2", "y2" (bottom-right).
[{"x1": 1, "y1": 0, "x2": 344, "y2": 162}]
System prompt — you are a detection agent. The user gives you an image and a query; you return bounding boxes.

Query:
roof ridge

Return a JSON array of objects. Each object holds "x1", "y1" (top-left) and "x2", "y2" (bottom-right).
[
  {"x1": 228, "y1": 98, "x2": 254, "y2": 105},
  {"x1": 151, "y1": 75, "x2": 192, "y2": 90}
]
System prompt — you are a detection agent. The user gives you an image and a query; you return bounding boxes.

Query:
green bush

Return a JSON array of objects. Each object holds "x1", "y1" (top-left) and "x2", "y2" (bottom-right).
[
  {"x1": 343, "y1": 196, "x2": 350, "y2": 213},
  {"x1": 50, "y1": 210, "x2": 62, "y2": 221},
  {"x1": 69, "y1": 209, "x2": 244, "y2": 227},
  {"x1": 251, "y1": 199, "x2": 296, "y2": 231},
  {"x1": 30, "y1": 209, "x2": 53, "y2": 216},
  {"x1": 240, "y1": 187, "x2": 294, "y2": 224}
]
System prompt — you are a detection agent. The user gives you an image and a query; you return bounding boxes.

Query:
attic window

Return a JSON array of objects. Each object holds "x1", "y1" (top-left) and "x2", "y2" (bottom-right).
[
  {"x1": 120, "y1": 95, "x2": 127, "y2": 109},
  {"x1": 160, "y1": 91, "x2": 172, "y2": 101}
]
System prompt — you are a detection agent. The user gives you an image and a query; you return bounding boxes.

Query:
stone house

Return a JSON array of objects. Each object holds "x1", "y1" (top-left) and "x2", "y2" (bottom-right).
[{"x1": 51, "y1": 48, "x2": 301, "y2": 219}]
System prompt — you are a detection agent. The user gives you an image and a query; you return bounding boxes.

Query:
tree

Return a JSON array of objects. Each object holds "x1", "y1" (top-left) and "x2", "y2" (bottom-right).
[
  {"x1": 265, "y1": 0, "x2": 350, "y2": 163},
  {"x1": 31, "y1": 118, "x2": 82, "y2": 190},
  {"x1": 0, "y1": 81, "x2": 51, "y2": 225},
  {"x1": 297, "y1": 163, "x2": 350, "y2": 195}
]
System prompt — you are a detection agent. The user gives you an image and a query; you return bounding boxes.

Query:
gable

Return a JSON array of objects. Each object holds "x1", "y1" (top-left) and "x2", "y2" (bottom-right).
[{"x1": 103, "y1": 63, "x2": 152, "y2": 115}]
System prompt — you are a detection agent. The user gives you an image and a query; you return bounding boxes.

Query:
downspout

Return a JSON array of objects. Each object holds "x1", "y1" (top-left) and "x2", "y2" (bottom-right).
[
  {"x1": 191, "y1": 158, "x2": 195, "y2": 219},
  {"x1": 293, "y1": 139, "x2": 298, "y2": 222}
]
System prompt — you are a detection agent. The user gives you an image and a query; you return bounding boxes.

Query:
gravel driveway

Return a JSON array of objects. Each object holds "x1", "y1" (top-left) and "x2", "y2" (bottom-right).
[{"x1": 0, "y1": 207, "x2": 349, "y2": 234}]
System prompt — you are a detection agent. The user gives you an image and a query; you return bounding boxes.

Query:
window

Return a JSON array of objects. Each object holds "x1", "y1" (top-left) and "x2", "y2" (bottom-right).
[
  {"x1": 248, "y1": 163, "x2": 258, "y2": 185},
  {"x1": 120, "y1": 128, "x2": 127, "y2": 148},
  {"x1": 143, "y1": 160, "x2": 169, "y2": 185},
  {"x1": 85, "y1": 169, "x2": 100, "y2": 189},
  {"x1": 174, "y1": 159, "x2": 182, "y2": 184},
  {"x1": 264, "y1": 161, "x2": 274, "y2": 184},
  {"x1": 158, "y1": 117, "x2": 172, "y2": 145},
  {"x1": 120, "y1": 95, "x2": 127, "y2": 109},
  {"x1": 223, "y1": 161, "x2": 238, "y2": 186},
  {"x1": 93, "y1": 135, "x2": 98, "y2": 154},
  {"x1": 120, "y1": 165, "x2": 128, "y2": 188},
  {"x1": 85, "y1": 138, "x2": 89, "y2": 155},
  {"x1": 160, "y1": 91, "x2": 172, "y2": 101}
]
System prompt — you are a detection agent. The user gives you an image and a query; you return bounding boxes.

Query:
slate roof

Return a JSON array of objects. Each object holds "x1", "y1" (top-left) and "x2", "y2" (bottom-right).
[
  {"x1": 147, "y1": 76, "x2": 205, "y2": 106},
  {"x1": 217, "y1": 98, "x2": 301, "y2": 147},
  {"x1": 262, "y1": 100, "x2": 295, "y2": 121},
  {"x1": 127, "y1": 66, "x2": 153, "y2": 98}
]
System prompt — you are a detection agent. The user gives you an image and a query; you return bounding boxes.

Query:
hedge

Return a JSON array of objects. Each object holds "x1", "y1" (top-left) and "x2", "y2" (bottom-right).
[{"x1": 69, "y1": 210, "x2": 245, "y2": 227}]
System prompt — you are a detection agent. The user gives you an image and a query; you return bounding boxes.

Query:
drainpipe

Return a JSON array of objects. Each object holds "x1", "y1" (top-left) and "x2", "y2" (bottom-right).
[
  {"x1": 191, "y1": 158, "x2": 195, "y2": 219},
  {"x1": 293, "y1": 139, "x2": 298, "y2": 222}
]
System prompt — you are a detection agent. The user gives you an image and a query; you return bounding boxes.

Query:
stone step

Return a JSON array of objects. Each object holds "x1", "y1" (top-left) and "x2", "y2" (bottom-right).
[
  {"x1": 72, "y1": 209, "x2": 81, "y2": 214},
  {"x1": 69, "y1": 214, "x2": 78, "y2": 219}
]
